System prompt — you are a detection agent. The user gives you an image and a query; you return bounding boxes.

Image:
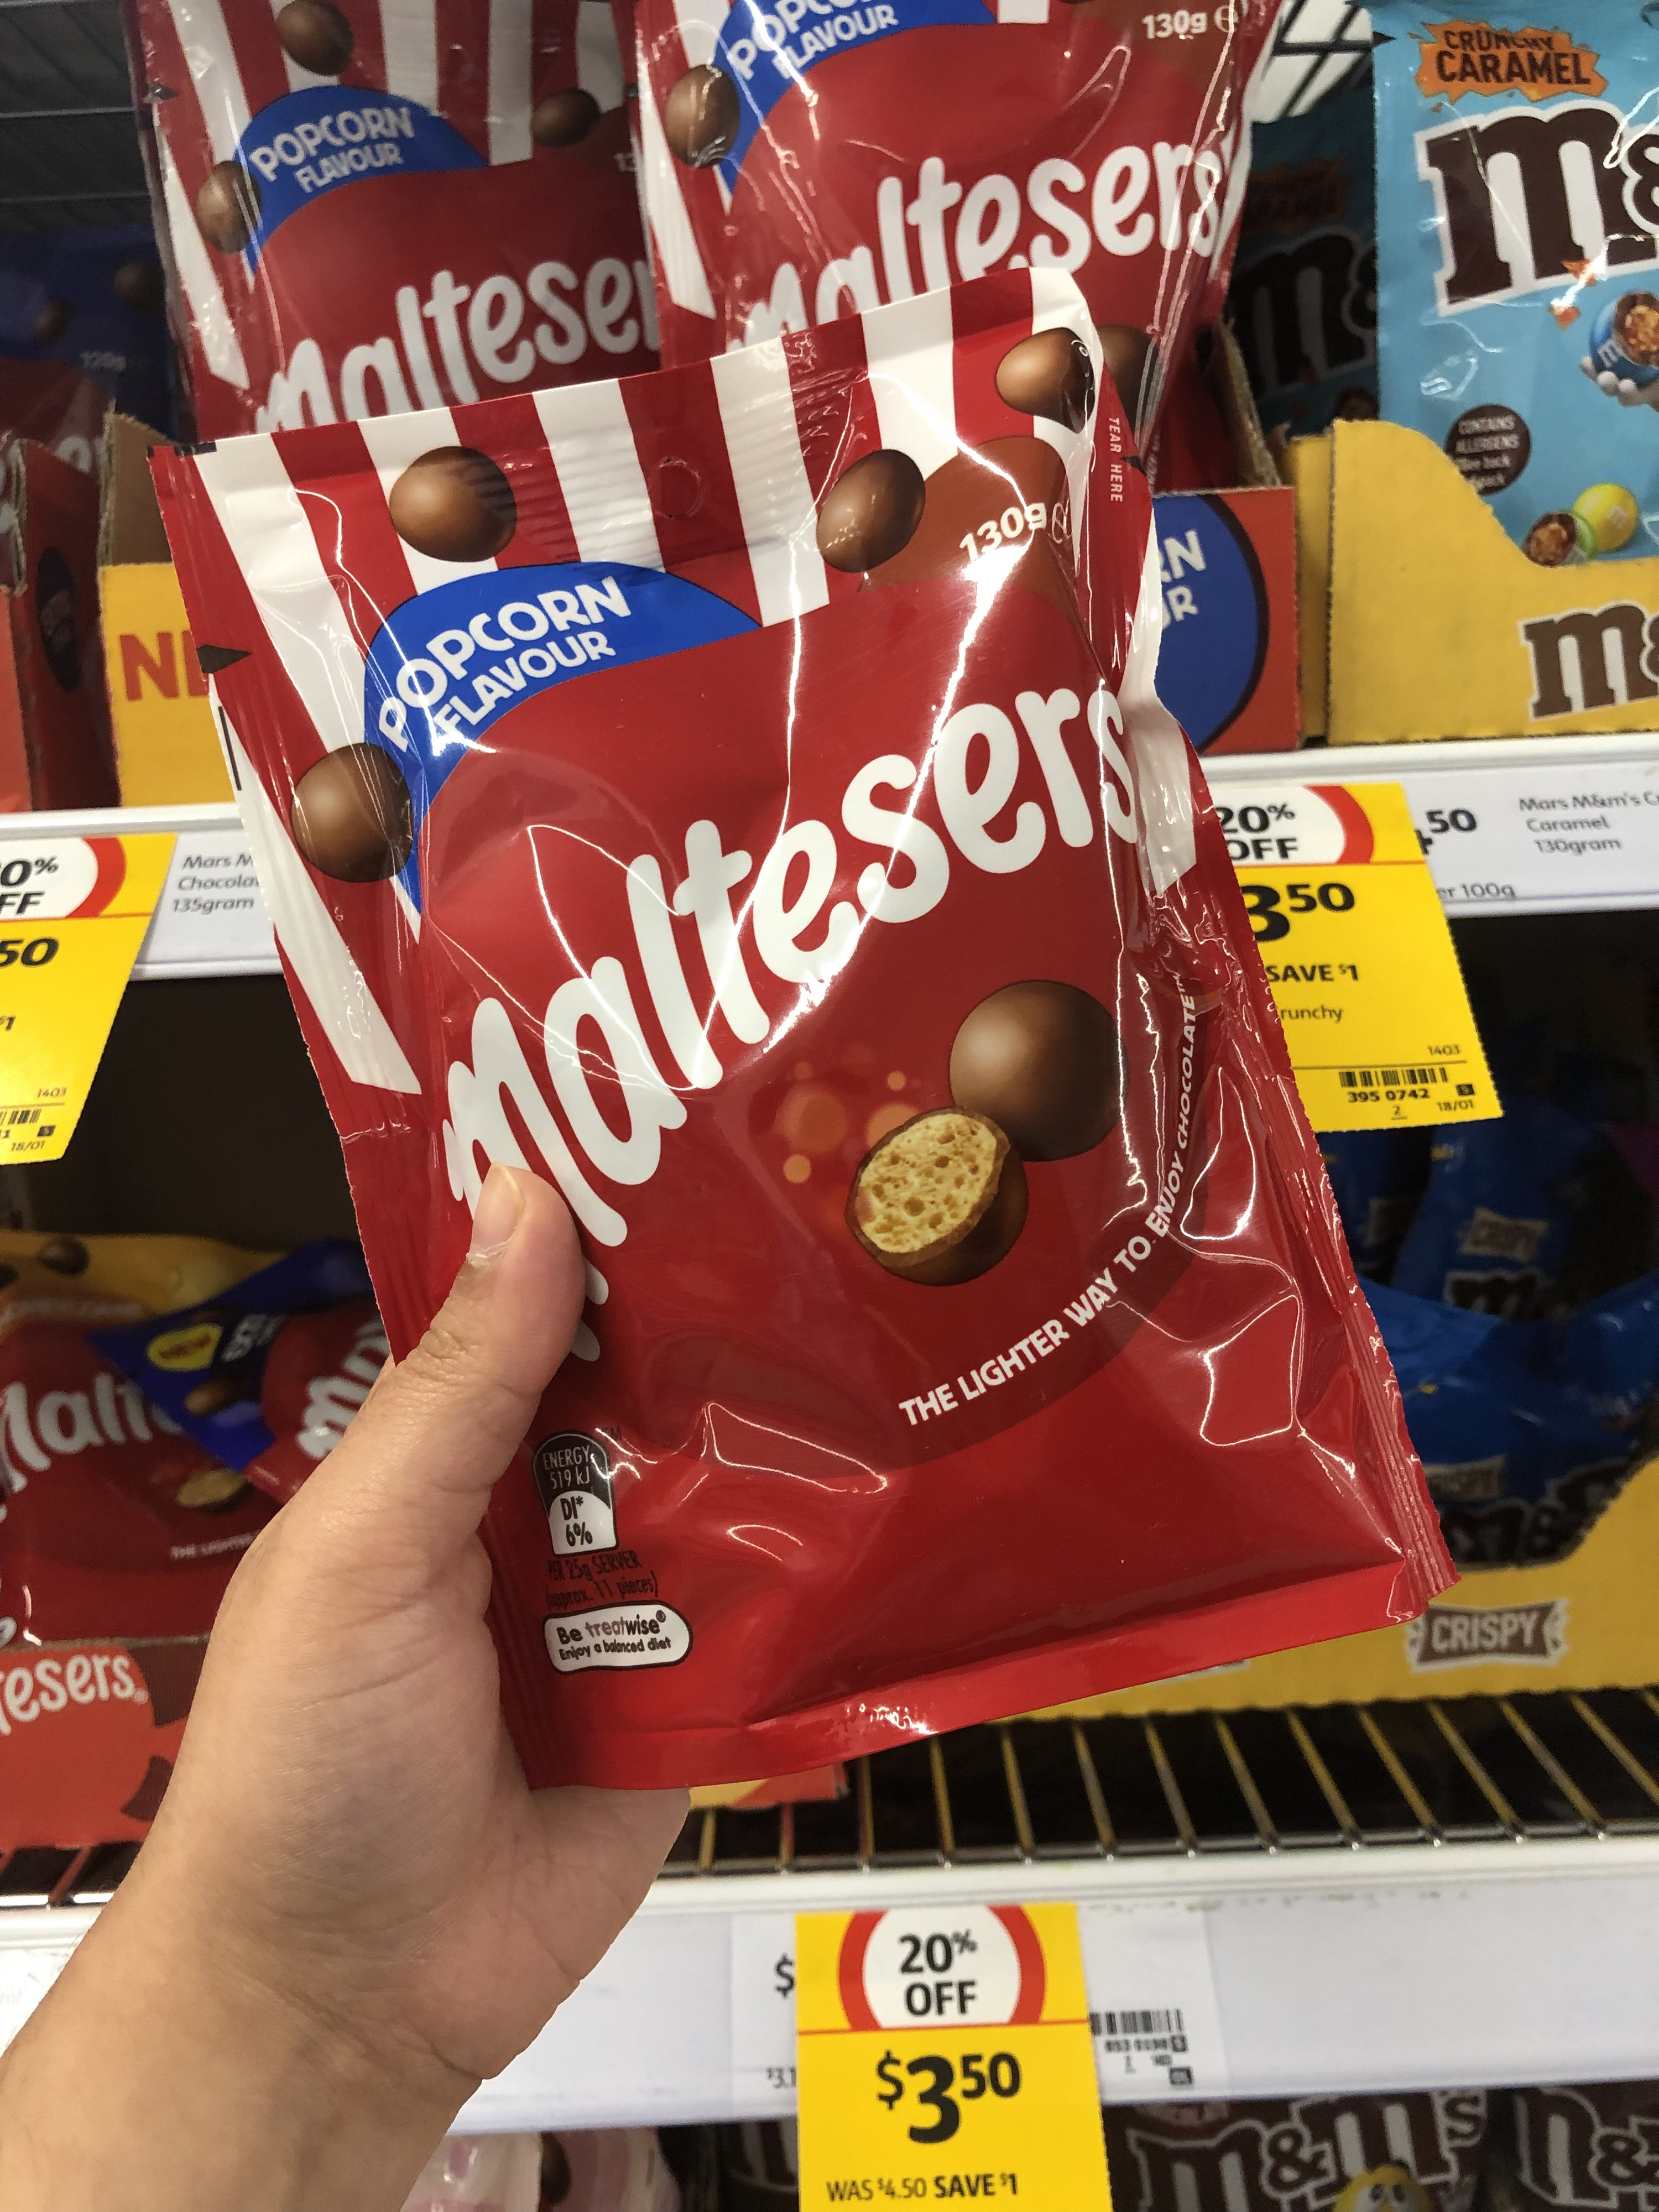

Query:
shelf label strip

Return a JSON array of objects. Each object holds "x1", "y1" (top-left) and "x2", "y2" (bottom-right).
[
  {"x1": 794, "y1": 1901, "x2": 1113, "y2": 2211},
  {"x1": 0, "y1": 833, "x2": 174, "y2": 1165},
  {"x1": 1219, "y1": 781, "x2": 1501, "y2": 1131}
]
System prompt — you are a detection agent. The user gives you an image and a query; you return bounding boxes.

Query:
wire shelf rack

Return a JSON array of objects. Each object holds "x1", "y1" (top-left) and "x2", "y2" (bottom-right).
[{"x1": 10, "y1": 1689, "x2": 1656, "y2": 1911}]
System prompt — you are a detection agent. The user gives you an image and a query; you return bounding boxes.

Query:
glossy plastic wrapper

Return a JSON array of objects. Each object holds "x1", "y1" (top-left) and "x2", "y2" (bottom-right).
[
  {"x1": 627, "y1": 0, "x2": 1273, "y2": 469},
  {"x1": 124, "y1": 0, "x2": 654, "y2": 440},
  {"x1": 153, "y1": 267, "x2": 1451, "y2": 1788}
]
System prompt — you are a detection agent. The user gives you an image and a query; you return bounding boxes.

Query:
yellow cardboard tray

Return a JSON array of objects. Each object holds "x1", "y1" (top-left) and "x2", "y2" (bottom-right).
[
  {"x1": 1039, "y1": 1452, "x2": 1659, "y2": 1718},
  {"x1": 97, "y1": 413, "x2": 231, "y2": 806},
  {"x1": 1328, "y1": 419, "x2": 1659, "y2": 744}
]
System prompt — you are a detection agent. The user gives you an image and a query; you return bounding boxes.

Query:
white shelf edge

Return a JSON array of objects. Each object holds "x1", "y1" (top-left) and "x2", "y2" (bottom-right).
[{"x1": 7, "y1": 1835, "x2": 1659, "y2": 2130}]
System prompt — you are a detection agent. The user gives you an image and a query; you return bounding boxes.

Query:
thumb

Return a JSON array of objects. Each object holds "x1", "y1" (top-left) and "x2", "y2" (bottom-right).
[{"x1": 291, "y1": 1164, "x2": 586, "y2": 1580}]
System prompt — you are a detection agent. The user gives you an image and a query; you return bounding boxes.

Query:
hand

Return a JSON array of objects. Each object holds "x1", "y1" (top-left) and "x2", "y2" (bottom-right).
[
  {"x1": 0, "y1": 1166, "x2": 687, "y2": 2212},
  {"x1": 1579, "y1": 354, "x2": 1659, "y2": 409}
]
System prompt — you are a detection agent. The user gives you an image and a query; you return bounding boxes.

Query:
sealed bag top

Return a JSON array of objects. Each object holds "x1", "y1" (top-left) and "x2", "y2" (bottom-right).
[
  {"x1": 155, "y1": 268, "x2": 1449, "y2": 1788},
  {"x1": 628, "y1": 0, "x2": 1274, "y2": 460},
  {"x1": 127, "y1": 0, "x2": 654, "y2": 439}
]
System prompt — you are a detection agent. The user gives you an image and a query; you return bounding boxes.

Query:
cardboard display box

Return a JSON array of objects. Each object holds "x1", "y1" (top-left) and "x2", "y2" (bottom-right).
[
  {"x1": 1328, "y1": 419, "x2": 1659, "y2": 744},
  {"x1": 1152, "y1": 326, "x2": 1302, "y2": 755},
  {"x1": 1152, "y1": 485, "x2": 1300, "y2": 753},
  {"x1": 1042, "y1": 1450, "x2": 1659, "y2": 1720},
  {"x1": 1, "y1": 438, "x2": 119, "y2": 811},
  {"x1": 98, "y1": 412, "x2": 231, "y2": 806}
]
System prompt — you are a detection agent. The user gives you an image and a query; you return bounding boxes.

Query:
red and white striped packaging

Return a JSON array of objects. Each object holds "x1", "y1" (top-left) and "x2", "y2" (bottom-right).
[
  {"x1": 627, "y1": 0, "x2": 1275, "y2": 474},
  {"x1": 153, "y1": 269, "x2": 1447, "y2": 1788},
  {"x1": 124, "y1": 0, "x2": 655, "y2": 440}
]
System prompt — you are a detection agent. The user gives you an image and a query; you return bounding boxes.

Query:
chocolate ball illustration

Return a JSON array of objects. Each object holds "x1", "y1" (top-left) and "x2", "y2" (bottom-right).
[
  {"x1": 112, "y1": 255, "x2": 165, "y2": 312},
  {"x1": 948, "y1": 982, "x2": 1119, "y2": 1161},
  {"x1": 541, "y1": 2135, "x2": 573, "y2": 2208},
  {"x1": 1097, "y1": 324, "x2": 1155, "y2": 424},
  {"x1": 174, "y1": 1467, "x2": 250, "y2": 1512},
  {"x1": 847, "y1": 1108, "x2": 1027, "y2": 1286},
  {"x1": 662, "y1": 64, "x2": 739, "y2": 167},
  {"x1": 995, "y1": 328, "x2": 1095, "y2": 432},
  {"x1": 290, "y1": 743, "x2": 414, "y2": 884},
  {"x1": 531, "y1": 88, "x2": 601, "y2": 146},
  {"x1": 183, "y1": 1374, "x2": 245, "y2": 1418},
  {"x1": 276, "y1": 0, "x2": 353, "y2": 74},
  {"x1": 36, "y1": 1235, "x2": 90, "y2": 1275},
  {"x1": 816, "y1": 449, "x2": 926, "y2": 573},
  {"x1": 195, "y1": 160, "x2": 261, "y2": 252},
  {"x1": 0, "y1": 1266, "x2": 17, "y2": 1291},
  {"x1": 387, "y1": 445, "x2": 517, "y2": 562},
  {"x1": 32, "y1": 298, "x2": 72, "y2": 348}
]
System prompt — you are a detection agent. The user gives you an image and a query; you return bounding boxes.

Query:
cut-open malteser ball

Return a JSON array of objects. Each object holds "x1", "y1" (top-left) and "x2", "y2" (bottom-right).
[
  {"x1": 847, "y1": 1109, "x2": 1027, "y2": 1286},
  {"x1": 387, "y1": 446, "x2": 517, "y2": 563},
  {"x1": 290, "y1": 743, "x2": 414, "y2": 883}
]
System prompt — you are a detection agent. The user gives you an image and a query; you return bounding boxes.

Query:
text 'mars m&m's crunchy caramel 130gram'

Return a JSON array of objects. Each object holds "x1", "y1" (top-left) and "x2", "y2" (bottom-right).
[
  {"x1": 153, "y1": 268, "x2": 1451, "y2": 1789},
  {"x1": 126, "y1": 0, "x2": 654, "y2": 439}
]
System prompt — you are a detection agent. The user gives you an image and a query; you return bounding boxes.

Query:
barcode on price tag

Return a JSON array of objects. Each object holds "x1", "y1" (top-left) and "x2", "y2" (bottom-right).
[{"x1": 1078, "y1": 1900, "x2": 1229, "y2": 2100}]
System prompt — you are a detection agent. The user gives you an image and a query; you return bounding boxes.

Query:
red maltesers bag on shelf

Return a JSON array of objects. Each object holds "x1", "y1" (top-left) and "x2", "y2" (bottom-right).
[
  {"x1": 154, "y1": 266, "x2": 1451, "y2": 1790},
  {"x1": 123, "y1": 0, "x2": 656, "y2": 439},
  {"x1": 626, "y1": 0, "x2": 1274, "y2": 471}
]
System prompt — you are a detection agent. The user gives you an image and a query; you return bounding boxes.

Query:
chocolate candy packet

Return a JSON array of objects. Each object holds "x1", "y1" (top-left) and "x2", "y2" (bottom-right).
[
  {"x1": 627, "y1": 0, "x2": 1274, "y2": 471},
  {"x1": 1373, "y1": 1, "x2": 1659, "y2": 565},
  {"x1": 1367, "y1": 1269, "x2": 1659, "y2": 1566},
  {"x1": 1104, "y1": 2092, "x2": 1491, "y2": 2212},
  {"x1": 153, "y1": 267, "x2": 1449, "y2": 1789},
  {"x1": 91, "y1": 1238, "x2": 384, "y2": 1501},
  {"x1": 1231, "y1": 81, "x2": 1378, "y2": 440},
  {"x1": 1499, "y1": 2084, "x2": 1659, "y2": 2212},
  {"x1": 124, "y1": 0, "x2": 654, "y2": 440},
  {"x1": 0, "y1": 224, "x2": 174, "y2": 440}
]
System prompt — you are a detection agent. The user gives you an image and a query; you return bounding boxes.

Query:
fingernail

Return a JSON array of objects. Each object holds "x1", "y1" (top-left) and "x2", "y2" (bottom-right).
[{"x1": 469, "y1": 1162, "x2": 526, "y2": 1261}]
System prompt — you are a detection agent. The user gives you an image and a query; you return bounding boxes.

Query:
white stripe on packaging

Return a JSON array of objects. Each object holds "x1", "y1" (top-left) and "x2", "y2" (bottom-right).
[
  {"x1": 576, "y1": 0, "x2": 625, "y2": 112},
  {"x1": 860, "y1": 289, "x2": 959, "y2": 481},
  {"x1": 1025, "y1": 266, "x2": 1098, "y2": 572},
  {"x1": 709, "y1": 342, "x2": 829, "y2": 624},
  {"x1": 488, "y1": 0, "x2": 535, "y2": 164},
  {"x1": 1122, "y1": 537, "x2": 1196, "y2": 894},
  {"x1": 531, "y1": 381, "x2": 664, "y2": 569},
  {"x1": 637, "y1": 75, "x2": 717, "y2": 318},
  {"x1": 996, "y1": 0, "x2": 1050, "y2": 18},
  {"x1": 668, "y1": 0, "x2": 727, "y2": 68},
  {"x1": 357, "y1": 408, "x2": 504, "y2": 596},
  {"x1": 378, "y1": 0, "x2": 442, "y2": 113},
  {"x1": 193, "y1": 435, "x2": 367, "y2": 759},
  {"x1": 220, "y1": 711, "x2": 422, "y2": 1095},
  {"x1": 165, "y1": 0, "x2": 252, "y2": 158},
  {"x1": 158, "y1": 133, "x2": 249, "y2": 389}
]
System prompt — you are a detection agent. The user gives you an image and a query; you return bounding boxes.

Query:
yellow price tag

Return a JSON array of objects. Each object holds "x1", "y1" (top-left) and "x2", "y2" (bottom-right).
[
  {"x1": 1220, "y1": 780, "x2": 1501, "y2": 1131},
  {"x1": 795, "y1": 1902, "x2": 1112, "y2": 2212},
  {"x1": 0, "y1": 832, "x2": 174, "y2": 1164}
]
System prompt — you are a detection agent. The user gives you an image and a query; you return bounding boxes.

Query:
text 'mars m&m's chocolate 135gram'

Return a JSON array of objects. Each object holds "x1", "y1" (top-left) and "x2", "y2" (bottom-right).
[{"x1": 153, "y1": 268, "x2": 1450, "y2": 1789}]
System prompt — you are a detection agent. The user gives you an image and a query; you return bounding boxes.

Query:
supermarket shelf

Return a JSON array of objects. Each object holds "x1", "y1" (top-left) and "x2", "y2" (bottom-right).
[
  {"x1": 1203, "y1": 732, "x2": 1659, "y2": 917},
  {"x1": 1, "y1": 733, "x2": 1654, "y2": 989},
  {"x1": 0, "y1": 802, "x2": 277, "y2": 979},
  {"x1": 7, "y1": 1695, "x2": 1659, "y2": 2127}
]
